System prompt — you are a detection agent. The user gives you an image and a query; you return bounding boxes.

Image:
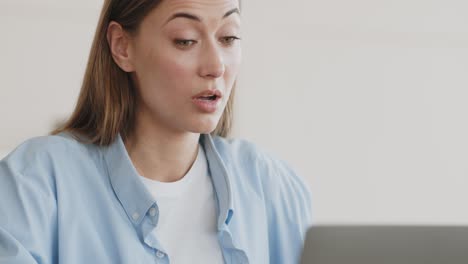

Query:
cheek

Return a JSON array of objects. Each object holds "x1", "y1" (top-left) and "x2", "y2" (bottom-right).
[
  {"x1": 156, "y1": 54, "x2": 197, "y2": 92},
  {"x1": 225, "y1": 48, "x2": 242, "y2": 77},
  {"x1": 225, "y1": 57, "x2": 241, "y2": 89},
  {"x1": 134, "y1": 56, "x2": 195, "y2": 105}
]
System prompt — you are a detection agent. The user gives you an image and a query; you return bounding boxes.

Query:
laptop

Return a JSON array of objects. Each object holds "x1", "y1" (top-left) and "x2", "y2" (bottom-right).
[{"x1": 301, "y1": 225, "x2": 468, "y2": 264}]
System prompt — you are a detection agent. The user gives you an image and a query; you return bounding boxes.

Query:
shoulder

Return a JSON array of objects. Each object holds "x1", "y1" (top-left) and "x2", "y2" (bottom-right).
[
  {"x1": 210, "y1": 135, "x2": 262, "y2": 165},
  {"x1": 211, "y1": 135, "x2": 307, "y2": 186},
  {"x1": 2, "y1": 133, "x2": 95, "y2": 174},
  {"x1": 210, "y1": 135, "x2": 277, "y2": 182},
  {"x1": 211, "y1": 135, "x2": 312, "y2": 222}
]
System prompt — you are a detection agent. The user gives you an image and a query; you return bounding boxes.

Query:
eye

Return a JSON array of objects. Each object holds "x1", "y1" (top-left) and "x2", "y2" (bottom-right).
[
  {"x1": 174, "y1": 39, "x2": 197, "y2": 48},
  {"x1": 220, "y1": 36, "x2": 241, "y2": 46}
]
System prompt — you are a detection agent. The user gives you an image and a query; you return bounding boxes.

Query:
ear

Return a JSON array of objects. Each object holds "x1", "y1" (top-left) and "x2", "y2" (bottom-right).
[{"x1": 107, "y1": 21, "x2": 135, "y2": 72}]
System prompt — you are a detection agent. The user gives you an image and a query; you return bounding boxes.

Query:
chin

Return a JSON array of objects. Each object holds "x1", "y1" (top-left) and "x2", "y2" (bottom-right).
[
  {"x1": 187, "y1": 116, "x2": 221, "y2": 134},
  {"x1": 192, "y1": 124, "x2": 219, "y2": 134}
]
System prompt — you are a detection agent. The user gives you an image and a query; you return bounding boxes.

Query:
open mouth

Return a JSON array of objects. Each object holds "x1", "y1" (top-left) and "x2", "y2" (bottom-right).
[
  {"x1": 197, "y1": 95, "x2": 219, "y2": 101},
  {"x1": 192, "y1": 90, "x2": 222, "y2": 112},
  {"x1": 192, "y1": 89, "x2": 223, "y2": 104}
]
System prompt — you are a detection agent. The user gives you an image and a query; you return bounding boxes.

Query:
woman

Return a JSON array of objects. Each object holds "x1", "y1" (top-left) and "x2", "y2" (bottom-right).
[{"x1": 0, "y1": 0, "x2": 312, "y2": 263}]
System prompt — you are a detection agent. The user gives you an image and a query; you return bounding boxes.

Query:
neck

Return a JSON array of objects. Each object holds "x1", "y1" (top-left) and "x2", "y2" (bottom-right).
[{"x1": 124, "y1": 115, "x2": 200, "y2": 183}]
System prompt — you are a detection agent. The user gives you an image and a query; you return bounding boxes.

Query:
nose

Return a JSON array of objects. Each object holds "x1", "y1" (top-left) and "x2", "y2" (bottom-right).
[{"x1": 198, "y1": 40, "x2": 225, "y2": 79}]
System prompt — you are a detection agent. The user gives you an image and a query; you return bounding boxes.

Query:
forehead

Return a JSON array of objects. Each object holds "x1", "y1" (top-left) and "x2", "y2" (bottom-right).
[
  {"x1": 149, "y1": 0, "x2": 240, "y2": 25},
  {"x1": 161, "y1": 0, "x2": 238, "y2": 12}
]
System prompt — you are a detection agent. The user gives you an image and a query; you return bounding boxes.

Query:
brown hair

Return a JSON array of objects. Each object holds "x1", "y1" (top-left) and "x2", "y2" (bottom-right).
[{"x1": 52, "y1": 0, "x2": 237, "y2": 146}]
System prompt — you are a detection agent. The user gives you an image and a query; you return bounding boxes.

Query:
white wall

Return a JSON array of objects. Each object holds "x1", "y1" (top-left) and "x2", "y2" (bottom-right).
[
  {"x1": 1, "y1": 0, "x2": 467, "y2": 224},
  {"x1": 0, "y1": 0, "x2": 102, "y2": 151}
]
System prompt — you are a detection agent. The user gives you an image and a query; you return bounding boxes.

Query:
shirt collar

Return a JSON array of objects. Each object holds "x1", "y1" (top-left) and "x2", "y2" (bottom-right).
[
  {"x1": 200, "y1": 134, "x2": 235, "y2": 230},
  {"x1": 101, "y1": 134, "x2": 155, "y2": 225},
  {"x1": 101, "y1": 134, "x2": 234, "y2": 229}
]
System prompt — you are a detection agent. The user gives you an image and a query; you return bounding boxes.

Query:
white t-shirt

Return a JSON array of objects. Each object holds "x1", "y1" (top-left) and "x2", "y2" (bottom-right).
[{"x1": 139, "y1": 145, "x2": 224, "y2": 263}]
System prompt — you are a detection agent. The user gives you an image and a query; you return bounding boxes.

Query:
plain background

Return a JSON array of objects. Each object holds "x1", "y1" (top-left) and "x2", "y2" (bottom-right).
[{"x1": 1, "y1": 0, "x2": 467, "y2": 224}]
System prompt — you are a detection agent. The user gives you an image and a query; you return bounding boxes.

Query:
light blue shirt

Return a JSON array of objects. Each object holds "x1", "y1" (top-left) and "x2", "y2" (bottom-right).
[{"x1": 0, "y1": 132, "x2": 312, "y2": 264}]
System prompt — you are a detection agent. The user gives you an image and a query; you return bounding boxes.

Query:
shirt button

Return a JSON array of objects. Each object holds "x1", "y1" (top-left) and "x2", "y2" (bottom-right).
[
  {"x1": 156, "y1": 250, "x2": 165, "y2": 258},
  {"x1": 132, "y1": 212, "x2": 140, "y2": 221},
  {"x1": 149, "y1": 207, "x2": 157, "y2": 217}
]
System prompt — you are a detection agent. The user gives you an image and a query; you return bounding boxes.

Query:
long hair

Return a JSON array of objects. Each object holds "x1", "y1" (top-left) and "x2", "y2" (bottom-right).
[{"x1": 52, "y1": 0, "x2": 237, "y2": 146}]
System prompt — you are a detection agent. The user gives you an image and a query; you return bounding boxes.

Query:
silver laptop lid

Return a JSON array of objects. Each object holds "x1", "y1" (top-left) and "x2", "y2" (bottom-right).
[{"x1": 301, "y1": 226, "x2": 468, "y2": 264}]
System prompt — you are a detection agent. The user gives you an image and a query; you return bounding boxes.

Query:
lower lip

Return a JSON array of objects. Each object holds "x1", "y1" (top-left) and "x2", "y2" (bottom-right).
[{"x1": 192, "y1": 97, "x2": 221, "y2": 113}]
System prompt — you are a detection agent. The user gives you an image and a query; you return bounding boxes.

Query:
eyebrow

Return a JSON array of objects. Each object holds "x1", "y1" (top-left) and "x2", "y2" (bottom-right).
[{"x1": 164, "y1": 7, "x2": 240, "y2": 25}]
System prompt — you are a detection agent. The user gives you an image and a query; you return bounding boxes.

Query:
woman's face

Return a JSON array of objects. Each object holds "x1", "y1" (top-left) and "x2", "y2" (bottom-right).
[{"x1": 128, "y1": 0, "x2": 241, "y2": 134}]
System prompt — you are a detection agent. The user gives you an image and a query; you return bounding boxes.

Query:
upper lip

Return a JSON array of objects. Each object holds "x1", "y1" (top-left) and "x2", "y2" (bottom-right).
[{"x1": 192, "y1": 89, "x2": 223, "y2": 99}]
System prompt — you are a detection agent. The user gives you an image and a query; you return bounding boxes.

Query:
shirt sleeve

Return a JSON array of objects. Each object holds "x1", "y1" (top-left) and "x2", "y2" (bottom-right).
[
  {"x1": 261, "y1": 155, "x2": 313, "y2": 264},
  {"x1": 0, "y1": 156, "x2": 57, "y2": 264}
]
